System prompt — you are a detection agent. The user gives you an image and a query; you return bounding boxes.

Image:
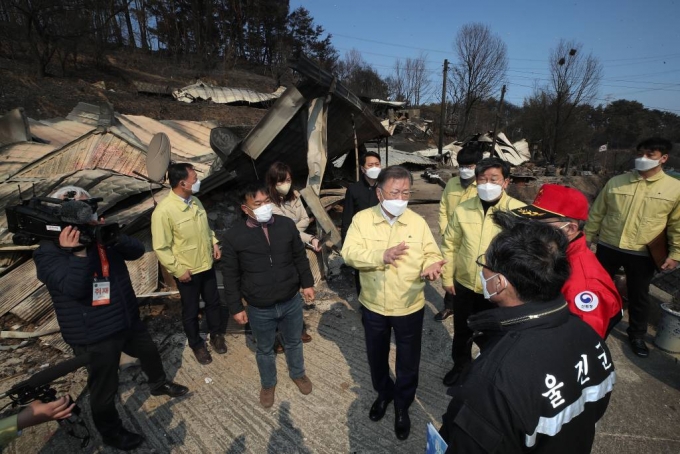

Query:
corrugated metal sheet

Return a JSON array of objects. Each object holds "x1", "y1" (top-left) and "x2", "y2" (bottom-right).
[
  {"x1": 0, "y1": 142, "x2": 56, "y2": 182},
  {"x1": 127, "y1": 229, "x2": 159, "y2": 296},
  {"x1": 0, "y1": 259, "x2": 41, "y2": 317},
  {"x1": 116, "y1": 115, "x2": 215, "y2": 174},
  {"x1": 13, "y1": 131, "x2": 148, "y2": 180},
  {"x1": 173, "y1": 81, "x2": 284, "y2": 105},
  {"x1": 29, "y1": 118, "x2": 96, "y2": 147},
  {"x1": 9, "y1": 286, "x2": 52, "y2": 323}
]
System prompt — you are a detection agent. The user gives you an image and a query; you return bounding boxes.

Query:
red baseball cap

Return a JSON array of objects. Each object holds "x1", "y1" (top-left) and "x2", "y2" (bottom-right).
[{"x1": 512, "y1": 184, "x2": 589, "y2": 221}]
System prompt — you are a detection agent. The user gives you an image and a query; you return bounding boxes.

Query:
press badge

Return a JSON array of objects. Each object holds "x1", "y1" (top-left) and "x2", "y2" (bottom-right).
[{"x1": 92, "y1": 278, "x2": 111, "y2": 306}]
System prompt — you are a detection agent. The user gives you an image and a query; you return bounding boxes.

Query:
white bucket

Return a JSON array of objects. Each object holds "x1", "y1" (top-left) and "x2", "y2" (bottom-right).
[{"x1": 654, "y1": 302, "x2": 680, "y2": 354}]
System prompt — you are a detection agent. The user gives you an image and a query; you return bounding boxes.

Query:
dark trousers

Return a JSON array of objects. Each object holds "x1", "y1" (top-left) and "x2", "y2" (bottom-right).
[
  {"x1": 361, "y1": 306, "x2": 424, "y2": 410},
  {"x1": 71, "y1": 323, "x2": 166, "y2": 437},
  {"x1": 175, "y1": 266, "x2": 228, "y2": 348},
  {"x1": 596, "y1": 246, "x2": 656, "y2": 339},
  {"x1": 443, "y1": 291, "x2": 454, "y2": 311},
  {"x1": 451, "y1": 281, "x2": 494, "y2": 365}
]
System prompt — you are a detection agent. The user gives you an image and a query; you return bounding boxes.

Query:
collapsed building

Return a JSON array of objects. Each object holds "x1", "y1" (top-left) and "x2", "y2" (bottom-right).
[{"x1": 0, "y1": 55, "x2": 423, "y2": 354}]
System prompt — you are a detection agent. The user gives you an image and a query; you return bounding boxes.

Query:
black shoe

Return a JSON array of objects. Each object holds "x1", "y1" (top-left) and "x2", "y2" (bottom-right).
[
  {"x1": 443, "y1": 365, "x2": 466, "y2": 387},
  {"x1": 192, "y1": 345, "x2": 213, "y2": 365},
  {"x1": 102, "y1": 428, "x2": 145, "y2": 451},
  {"x1": 434, "y1": 308, "x2": 454, "y2": 322},
  {"x1": 368, "y1": 397, "x2": 393, "y2": 422},
  {"x1": 394, "y1": 408, "x2": 411, "y2": 440},
  {"x1": 210, "y1": 334, "x2": 228, "y2": 354},
  {"x1": 629, "y1": 337, "x2": 649, "y2": 358},
  {"x1": 151, "y1": 382, "x2": 189, "y2": 398}
]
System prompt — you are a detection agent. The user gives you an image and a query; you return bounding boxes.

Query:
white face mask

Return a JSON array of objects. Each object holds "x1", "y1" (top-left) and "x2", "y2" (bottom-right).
[
  {"x1": 480, "y1": 270, "x2": 502, "y2": 300},
  {"x1": 365, "y1": 167, "x2": 382, "y2": 179},
  {"x1": 381, "y1": 199, "x2": 408, "y2": 217},
  {"x1": 634, "y1": 156, "x2": 662, "y2": 172},
  {"x1": 190, "y1": 179, "x2": 201, "y2": 194},
  {"x1": 276, "y1": 182, "x2": 291, "y2": 195},
  {"x1": 477, "y1": 183, "x2": 503, "y2": 202},
  {"x1": 252, "y1": 203, "x2": 273, "y2": 223},
  {"x1": 459, "y1": 167, "x2": 476, "y2": 180}
]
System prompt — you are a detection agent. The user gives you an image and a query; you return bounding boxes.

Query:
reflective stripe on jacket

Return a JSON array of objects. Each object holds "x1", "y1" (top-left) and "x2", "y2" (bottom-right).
[
  {"x1": 585, "y1": 170, "x2": 680, "y2": 260},
  {"x1": 342, "y1": 206, "x2": 443, "y2": 316},
  {"x1": 151, "y1": 192, "x2": 218, "y2": 278},
  {"x1": 441, "y1": 192, "x2": 525, "y2": 291}
]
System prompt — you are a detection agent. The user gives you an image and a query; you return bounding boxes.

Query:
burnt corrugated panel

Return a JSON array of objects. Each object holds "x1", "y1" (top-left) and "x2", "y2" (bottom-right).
[
  {"x1": 127, "y1": 229, "x2": 158, "y2": 296},
  {"x1": 14, "y1": 132, "x2": 147, "y2": 179},
  {"x1": 0, "y1": 142, "x2": 56, "y2": 182},
  {"x1": 173, "y1": 82, "x2": 282, "y2": 105},
  {"x1": 116, "y1": 115, "x2": 215, "y2": 173},
  {"x1": 9, "y1": 285, "x2": 52, "y2": 323},
  {"x1": 38, "y1": 314, "x2": 72, "y2": 354},
  {"x1": 29, "y1": 118, "x2": 96, "y2": 147},
  {"x1": 0, "y1": 259, "x2": 41, "y2": 317},
  {"x1": 65, "y1": 102, "x2": 114, "y2": 127}
]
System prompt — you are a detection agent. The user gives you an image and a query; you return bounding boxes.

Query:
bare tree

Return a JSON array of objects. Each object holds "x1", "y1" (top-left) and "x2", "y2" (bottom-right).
[
  {"x1": 547, "y1": 40, "x2": 602, "y2": 163},
  {"x1": 451, "y1": 23, "x2": 508, "y2": 138},
  {"x1": 387, "y1": 52, "x2": 430, "y2": 106}
]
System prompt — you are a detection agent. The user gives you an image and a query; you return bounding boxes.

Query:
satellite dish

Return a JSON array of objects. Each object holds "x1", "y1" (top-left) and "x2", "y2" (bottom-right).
[{"x1": 147, "y1": 132, "x2": 171, "y2": 183}]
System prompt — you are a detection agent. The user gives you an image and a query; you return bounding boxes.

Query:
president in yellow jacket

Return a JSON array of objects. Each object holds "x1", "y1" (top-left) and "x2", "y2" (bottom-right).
[
  {"x1": 151, "y1": 163, "x2": 228, "y2": 365},
  {"x1": 342, "y1": 166, "x2": 445, "y2": 441},
  {"x1": 440, "y1": 157, "x2": 525, "y2": 386},
  {"x1": 585, "y1": 137, "x2": 680, "y2": 358}
]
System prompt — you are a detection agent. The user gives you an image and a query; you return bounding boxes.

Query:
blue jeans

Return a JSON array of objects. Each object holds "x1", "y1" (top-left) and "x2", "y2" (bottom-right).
[{"x1": 247, "y1": 293, "x2": 305, "y2": 388}]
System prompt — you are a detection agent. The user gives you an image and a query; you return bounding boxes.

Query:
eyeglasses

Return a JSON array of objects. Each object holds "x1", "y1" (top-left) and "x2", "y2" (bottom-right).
[{"x1": 475, "y1": 254, "x2": 495, "y2": 272}]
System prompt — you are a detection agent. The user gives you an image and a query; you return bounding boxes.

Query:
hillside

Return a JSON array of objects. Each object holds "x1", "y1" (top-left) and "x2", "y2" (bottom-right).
[{"x1": 0, "y1": 50, "x2": 278, "y2": 126}]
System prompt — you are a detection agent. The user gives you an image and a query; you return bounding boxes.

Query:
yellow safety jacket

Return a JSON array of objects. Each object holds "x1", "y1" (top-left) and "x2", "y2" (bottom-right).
[
  {"x1": 151, "y1": 192, "x2": 218, "y2": 278},
  {"x1": 585, "y1": 170, "x2": 680, "y2": 260},
  {"x1": 438, "y1": 178, "x2": 478, "y2": 235},
  {"x1": 441, "y1": 192, "x2": 525, "y2": 292},
  {"x1": 0, "y1": 415, "x2": 18, "y2": 447},
  {"x1": 342, "y1": 205, "x2": 443, "y2": 316}
]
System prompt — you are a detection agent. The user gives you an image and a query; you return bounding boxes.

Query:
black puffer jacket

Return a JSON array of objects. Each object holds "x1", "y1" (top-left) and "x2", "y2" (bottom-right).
[
  {"x1": 341, "y1": 176, "x2": 379, "y2": 240},
  {"x1": 220, "y1": 215, "x2": 314, "y2": 314},
  {"x1": 440, "y1": 297, "x2": 615, "y2": 453},
  {"x1": 34, "y1": 235, "x2": 145, "y2": 345}
]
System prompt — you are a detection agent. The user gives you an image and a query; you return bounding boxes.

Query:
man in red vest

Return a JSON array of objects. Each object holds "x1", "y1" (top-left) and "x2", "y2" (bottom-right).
[{"x1": 512, "y1": 184, "x2": 623, "y2": 338}]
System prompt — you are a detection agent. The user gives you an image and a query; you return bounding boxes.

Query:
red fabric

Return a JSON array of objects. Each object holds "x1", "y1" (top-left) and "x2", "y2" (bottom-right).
[{"x1": 562, "y1": 236, "x2": 623, "y2": 338}]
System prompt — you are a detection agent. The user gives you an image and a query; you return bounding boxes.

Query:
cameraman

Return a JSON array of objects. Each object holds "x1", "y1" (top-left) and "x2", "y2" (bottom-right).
[{"x1": 33, "y1": 186, "x2": 188, "y2": 451}]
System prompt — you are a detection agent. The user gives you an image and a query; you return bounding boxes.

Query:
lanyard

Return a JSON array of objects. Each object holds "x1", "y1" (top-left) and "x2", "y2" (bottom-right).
[{"x1": 96, "y1": 243, "x2": 110, "y2": 278}]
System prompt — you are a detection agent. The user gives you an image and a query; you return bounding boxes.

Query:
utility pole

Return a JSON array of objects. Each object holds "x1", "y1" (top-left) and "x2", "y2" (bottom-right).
[
  {"x1": 490, "y1": 84, "x2": 507, "y2": 155},
  {"x1": 438, "y1": 59, "x2": 449, "y2": 155}
]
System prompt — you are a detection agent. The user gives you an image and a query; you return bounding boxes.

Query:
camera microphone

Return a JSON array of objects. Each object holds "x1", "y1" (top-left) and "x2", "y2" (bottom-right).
[{"x1": 60, "y1": 201, "x2": 95, "y2": 224}]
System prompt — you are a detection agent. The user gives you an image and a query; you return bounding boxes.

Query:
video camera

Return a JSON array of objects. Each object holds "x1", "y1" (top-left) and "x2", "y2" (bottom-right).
[
  {"x1": 5, "y1": 189, "x2": 120, "y2": 247},
  {"x1": 0, "y1": 354, "x2": 91, "y2": 447}
]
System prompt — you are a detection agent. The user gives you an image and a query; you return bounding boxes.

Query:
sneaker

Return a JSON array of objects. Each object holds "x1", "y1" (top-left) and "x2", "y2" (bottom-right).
[
  {"x1": 260, "y1": 386, "x2": 276, "y2": 408},
  {"x1": 292, "y1": 375, "x2": 313, "y2": 395},
  {"x1": 192, "y1": 345, "x2": 213, "y2": 365},
  {"x1": 210, "y1": 334, "x2": 228, "y2": 354}
]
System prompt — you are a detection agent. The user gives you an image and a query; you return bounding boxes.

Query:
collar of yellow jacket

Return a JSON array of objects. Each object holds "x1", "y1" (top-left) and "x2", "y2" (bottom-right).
[
  {"x1": 466, "y1": 190, "x2": 511, "y2": 210},
  {"x1": 166, "y1": 191, "x2": 194, "y2": 211},
  {"x1": 370, "y1": 204, "x2": 414, "y2": 226},
  {"x1": 630, "y1": 169, "x2": 667, "y2": 183}
]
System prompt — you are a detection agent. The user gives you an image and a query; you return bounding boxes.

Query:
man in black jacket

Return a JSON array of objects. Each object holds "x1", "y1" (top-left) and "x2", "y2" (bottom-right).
[
  {"x1": 33, "y1": 186, "x2": 188, "y2": 451},
  {"x1": 439, "y1": 213, "x2": 615, "y2": 453},
  {"x1": 221, "y1": 183, "x2": 315, "y2": 408},
  {"x1": 342, "y1": 151, "x2": 381, "y2": 294}
]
